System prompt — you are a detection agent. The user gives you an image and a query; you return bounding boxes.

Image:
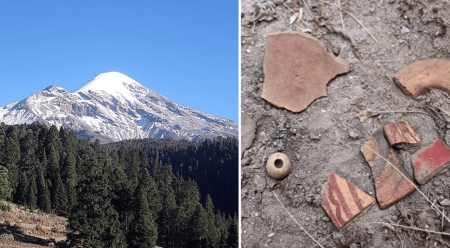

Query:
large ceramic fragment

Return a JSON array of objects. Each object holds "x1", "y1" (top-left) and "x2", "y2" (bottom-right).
[
  {"x1": 394, "y1": 59, "x2": 450, "y2": 99},
  {"x1": 361, "y1": 130, "x2": 416, "y2": 210},
  {"x1": 412, "y1": 139, "x2": 450, "y2": 184},
  {"x1": 261, "y1": 31, "x2": 349, "y2": 112},
  {"x1": 321, "y1": 173, "x2": 375, "y2": 229}
]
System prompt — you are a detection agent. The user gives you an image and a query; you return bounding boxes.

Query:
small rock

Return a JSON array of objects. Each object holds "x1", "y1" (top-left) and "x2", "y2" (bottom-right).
[
  {"x1": 332, "y1": 232, "x2": 343, "y2": 239},
  {"x1": 310, "y1": 133, "x2": 321, "y2": 141},
  {"x1": 349, "y1": 243, "x2": 357, "y2": 248},
  {"x1": 440, "y1": 199, "x2": 450, "y2": 206},
  {"x1": 241, "y1": 113, "x2": 257, "y2": 154},
  {"x1": 434, "y1": 180, "x2": 440, "y2": 186},
  {"x1": 322, "y1": 217, "x2": 330, "y2": 222},
  {"x1": 246, "y1": 49, "x2": 251, "y2": 54},
  {"x1": 412, "y1": 139, "x2": 450, "y2": 184},
  {"x1": 349, "y1": 130, "x2": 360, "y2": 139},
  {"x1": 367, "y1": 229, "x2": 375, "y2": 235},
  {"x1": 401, "y1": 26, "x2": 410, "y2": 34}
]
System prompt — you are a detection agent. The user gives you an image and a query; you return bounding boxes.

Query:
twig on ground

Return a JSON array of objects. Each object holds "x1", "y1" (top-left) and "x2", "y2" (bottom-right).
[
  {"x1": 370, "y1": 222, "x2": 450, "y2": 236},
  {"x1": 377, "y1": 31, "x2": 394, "y2": 42},
  {"x1": 317, "y1": 232, "x2": 333, "y2": 244},
  {"x1": 428, "y1": 40, "x2": 449, "y2": 58},
  {"x1": 337, "y1": 0, "x2": 346, "y2": 57},
  {"x1": 355, "y1": 109, "x2": 430, "y2": 122},
  {"x1": 339, "y1": 42, "x2": 347, "y2": 57},
  {"x1": 301, "y1": 0, "x2": 314, "y2": 19},
  {"x1": 283, "y1": 2, "x2": 296, "y2": 14},
  {"x1": 338, "y1": 0, "x2": 344, "y2": 31},
  {"x1": 363, "y1": 145, "x2": 450, "y2": 224},
  {"x1": 396, "y1": 232, "x2": 404, "y2": 248},
  {"x1": 273, "y1": 192, "x2": 324, "y2": 248},
  {"x1": 319, "y1": 1, "x2": 378, "y2": 42}
]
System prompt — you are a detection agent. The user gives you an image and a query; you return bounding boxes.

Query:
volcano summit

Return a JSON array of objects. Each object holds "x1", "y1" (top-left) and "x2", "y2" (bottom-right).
[{"x1": 0, "y1": 72, "x2": 238, "y2": 142}]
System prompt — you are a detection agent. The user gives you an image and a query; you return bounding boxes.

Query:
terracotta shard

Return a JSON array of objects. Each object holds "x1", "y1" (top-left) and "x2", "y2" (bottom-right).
[
  {"x1": 361, "y1": 130, "x2": 416, "y2": 210},
  {"x1": 394, "y1": 59, "x2": 450, "y2": 99},
  {"x1": 383, "y1": 122, "x2": 420, "y2": 148},
  {"x1": 321, "y1": 173, "x2": 375, "y2": 230},
  {"x1": 412, "y1": 139, "x2": 450, "y2": 184},
  {"x1": 261, "y1": 31, "x2": 349, "y2": 112}
]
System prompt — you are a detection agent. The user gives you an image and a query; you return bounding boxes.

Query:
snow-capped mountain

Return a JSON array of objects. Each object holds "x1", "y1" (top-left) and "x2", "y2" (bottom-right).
[{"x1": 0, "y1": 72, "x2": 238, "y2": 142}]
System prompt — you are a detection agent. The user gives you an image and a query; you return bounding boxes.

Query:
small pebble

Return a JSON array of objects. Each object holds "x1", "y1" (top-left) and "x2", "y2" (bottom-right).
[
  {"x1": 401, "y1": 26, "x2": 410, "y2": 34},
  {"x1": 434, "y1": 180, "x2": 440, "y2": 186},
  {"x1": 440, "y1": 199, "x2": 450, "y2": 206},
  {"x1": 349, "y1": 130, "x2": 360, "y2": 139},
  {"x1": 321, "y1": 108, "x2": 326, "y2": 113},
  {"x1": 367, "y1": 229, "x2": 375, "y2": 235},
  {"x1": 246, "y1": 49, "x2": 251, "y2": 54}
]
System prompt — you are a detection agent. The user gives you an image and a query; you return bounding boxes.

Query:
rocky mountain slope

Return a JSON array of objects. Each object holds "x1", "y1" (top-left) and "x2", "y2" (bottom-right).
[{"x1": 0, "y1": 72, "x2": 237, "y2": 142}]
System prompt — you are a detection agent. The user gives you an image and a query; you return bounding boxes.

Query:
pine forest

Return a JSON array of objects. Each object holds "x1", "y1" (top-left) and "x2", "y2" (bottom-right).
[{"x1": 0, "y1": 122, "x2": 238, "y2": 248}]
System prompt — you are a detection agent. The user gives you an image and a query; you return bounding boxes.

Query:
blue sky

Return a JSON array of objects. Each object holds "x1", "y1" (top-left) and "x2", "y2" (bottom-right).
[{"x1": 0, "y1": 1, "x2": 238, "y2": 123}]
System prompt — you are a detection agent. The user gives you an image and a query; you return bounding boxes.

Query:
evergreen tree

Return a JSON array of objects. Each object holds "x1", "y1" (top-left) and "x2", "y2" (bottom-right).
[
  {"x1": 53, "y1": 173, "x2": 68, "y2": 215},
  {"x1": 172, "y1": 205, "x2": 188, "y2": 247},
  {"x1": 157, "y1": 182, "x2": 177, "y2": 247},
  {"x1": 128, "y1": 194, "x2": 158, "y2": 248},
  {"x1": 1, "y1": 138, "x2": 19, "y2": 198},
  {"x1": 17, "y1": 171, "x2": 29, "y2": 206},
  {"x1": 68, "y1": 149, "x2": 125, "y2": 248},
  {"x1": 187, "y1": 203, "x2": 209, "y2": 247},
  {"x1": 137, "y1": 167, "x2": 161, "y2": 218},
  {"x1": 226, "y1": 215, "x2": 239, "y2": 248},
  {"x1": 37, "y1": 169, "x2": 51, "y2": 213},
  {"x1": 0, "y1": 165, "x2": 12, "y2": 200},
  {"x1": 62, "y1": 153, "x2": 77, "y2": 210},
  {"x1": 19, "y1": 129, "x2": 38, "y2": 175},
  {"x1": 27, "y1": 174, "x2": 38, "y2": 210},
  {"x1": 205, "y1": 195, "x2": 220, "y2": 247}
]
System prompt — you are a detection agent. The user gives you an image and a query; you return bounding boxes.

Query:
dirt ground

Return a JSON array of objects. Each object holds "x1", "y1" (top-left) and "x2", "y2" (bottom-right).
[
  {"x1": 0, "y1": 201, "x2": 67, "y2": 247},
  {"x1": 240, "y1": 0, "x2": 450, "y2": 247}
]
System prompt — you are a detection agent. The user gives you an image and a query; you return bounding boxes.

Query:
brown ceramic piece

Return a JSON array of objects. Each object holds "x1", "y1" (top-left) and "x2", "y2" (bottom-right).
[
  {"x1": 261, "y1": 31, "x2": 349, "y2": 112},
  {"x1": 361, "y1": 130, "x2": 416, "y2": 209},
  {"x1": 394, "y1": 58, "x2": 450, "y2": 99}
]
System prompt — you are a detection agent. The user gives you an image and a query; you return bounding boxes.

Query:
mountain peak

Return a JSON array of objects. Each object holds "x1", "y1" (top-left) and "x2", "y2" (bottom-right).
[{"x1": 76, "y1": 72, "x2": 143, "y2": 102}]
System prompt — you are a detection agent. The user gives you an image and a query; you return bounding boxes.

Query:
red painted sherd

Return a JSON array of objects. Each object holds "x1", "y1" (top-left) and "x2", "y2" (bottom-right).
[
  {"x1": 384, "y1": 122, "x2": 420, "y2": 148},
  {"x1": 321, "y1": 173, "x2": 375, "y2": 229},
  {"x1": 412, "y1": 139, "x2": 450, "y2": 184}
]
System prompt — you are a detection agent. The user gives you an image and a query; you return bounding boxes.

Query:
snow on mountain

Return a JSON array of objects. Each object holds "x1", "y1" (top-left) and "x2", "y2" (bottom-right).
[{"x1": 0, "y1": 72, "x2": 238, "y2": 142}]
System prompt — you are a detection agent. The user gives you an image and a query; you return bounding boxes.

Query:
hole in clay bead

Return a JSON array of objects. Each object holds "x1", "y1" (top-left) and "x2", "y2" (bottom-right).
[{"x1": 275, "y1": 159, "x2": 283, "y2": 168}]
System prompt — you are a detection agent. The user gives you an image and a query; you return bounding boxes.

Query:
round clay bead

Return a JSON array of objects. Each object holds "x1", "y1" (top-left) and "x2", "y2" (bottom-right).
[{"x1": 266, "y1": 152, "x2": 291, "y2": 179}]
